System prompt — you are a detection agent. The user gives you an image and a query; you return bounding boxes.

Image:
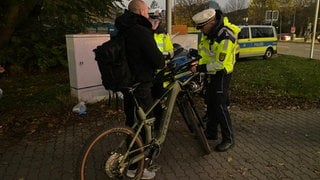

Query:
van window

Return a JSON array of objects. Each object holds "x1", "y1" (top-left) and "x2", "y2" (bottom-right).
[
  {"x1": 238, "y1": 27, "x2": 249, "y2": 39},
  {"x1": 251, "y1": 27, "x2": 274, "y2": 38}
]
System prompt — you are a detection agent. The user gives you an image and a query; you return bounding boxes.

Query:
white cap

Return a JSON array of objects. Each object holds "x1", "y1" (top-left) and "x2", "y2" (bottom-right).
[
  {"x1": 149, "y1": 8, "x2": 163, "y2": 19},
  {"x1": 192, "y1": 8, "x2": 216, "y2": 29}
]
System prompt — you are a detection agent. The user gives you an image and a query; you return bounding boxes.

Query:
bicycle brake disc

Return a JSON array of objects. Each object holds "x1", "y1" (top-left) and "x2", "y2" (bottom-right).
[{"x1": 105, "y1": 152, "x2": 123, "y2": 178}]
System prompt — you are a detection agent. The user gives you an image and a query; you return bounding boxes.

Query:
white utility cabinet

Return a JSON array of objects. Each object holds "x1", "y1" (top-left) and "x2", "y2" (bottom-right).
[{"x1": 66, "y1": 34, "x2": 111, "y2": 103}]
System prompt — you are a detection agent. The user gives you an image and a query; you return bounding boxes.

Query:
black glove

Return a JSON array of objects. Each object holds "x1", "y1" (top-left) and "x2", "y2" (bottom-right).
[{"x1": 188, "y1": 48, "x2": 202, "y2": 60}]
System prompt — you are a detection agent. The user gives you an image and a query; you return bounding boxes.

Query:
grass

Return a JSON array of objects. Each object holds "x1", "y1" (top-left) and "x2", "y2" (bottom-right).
[
  {"x1": 0, "y1": 54, "x2": 319, "y2": 138},
  {"x1": 230, "y1": 54, "x2": 320, "y2": 108},
  {"x1": 232, "y1": 54, "x2": 320, "y2": 100},
  {"x1": 0, "y1": 69, "x2": 89, "y2": 138},
  {"x1": 0, "y1": 69, "x2": 73, "y2": 116}
]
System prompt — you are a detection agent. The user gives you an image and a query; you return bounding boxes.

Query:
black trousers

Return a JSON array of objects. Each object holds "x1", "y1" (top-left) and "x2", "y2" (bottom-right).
[
  {"x1": 205, "y1": 71, "x2": 233, "y2": 143},
  {"x1": 122, "y1": 82, "x2": 154, "y2": 127},
  {"x1": 122, "y1": 81, "x2": 162, "y2": 139}
]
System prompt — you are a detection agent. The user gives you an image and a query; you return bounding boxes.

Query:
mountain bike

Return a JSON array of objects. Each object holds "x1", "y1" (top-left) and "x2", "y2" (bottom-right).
[{"x1": 77, "y1": 49, "x2": 211, "y2": 179}]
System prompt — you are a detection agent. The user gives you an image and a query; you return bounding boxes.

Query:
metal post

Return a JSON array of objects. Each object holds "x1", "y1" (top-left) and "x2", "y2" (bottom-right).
[
  {"x1": 166, "y1": 0, "x2": 172, "y2": 35},
  {"x1": 310, "y1": 0, "x2": 320, "y2": 59},
  {"x1": 280, "y1": 14, "x2": 282, "y2": 37},
  {"x1": 293, "y1": 9, "x2": 296, "y2": 27}
]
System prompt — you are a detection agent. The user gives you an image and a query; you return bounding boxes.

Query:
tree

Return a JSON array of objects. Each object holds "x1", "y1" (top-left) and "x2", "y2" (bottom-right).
[
  {"x1": 223, "y1": 0, "x2": 249, "y2": 24},
  {"x1": 247, "y1": 0, "x2": 279, "y2": 25},
  {"x1": 173, "y1": 0, "x2": 224, "y2": 26},
  {"x1": 0, "y1": 0, "x2": 125, "y2": 72},
  {"x1": 224, "y1": 0, "x2": 248, "y2": 13},
  {"x1": 291, "y1": 0, "x2": 317, "y2": 37},
  {"x1": 0, "y1": 0, "x2": 40, "y2": 49},
  {"x1": 247, "y1": 0, "x2": 316, "y2": 36}
]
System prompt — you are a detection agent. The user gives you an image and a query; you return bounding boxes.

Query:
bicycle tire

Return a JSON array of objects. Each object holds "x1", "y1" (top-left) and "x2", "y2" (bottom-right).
[
  {"x1": 77, "y1": 127, "x2": 145, "y2": 180},
  {"x1": 177, "y1": 98, "x2": 194, "y2": 134},
  {"x1": 179, "y1": 97, "x2": 211, "y2": 155}
]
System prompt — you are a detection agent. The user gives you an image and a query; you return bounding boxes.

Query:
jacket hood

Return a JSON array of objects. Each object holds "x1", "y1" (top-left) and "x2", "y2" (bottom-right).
[
  {"x1": 208, "y1": 16, "x2": 240, "y2": 39},
  {"x1": 115, "y1": 10, "x2": 152, "y2": 32},
  {"x1": 223, "y1": 17, "x2": 241, "y2": 35}
]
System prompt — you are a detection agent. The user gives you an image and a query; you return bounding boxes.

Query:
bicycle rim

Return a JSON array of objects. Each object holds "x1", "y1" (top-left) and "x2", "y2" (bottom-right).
[
  {"x1": 180, "y1": 98, "x2": 211, "y2": 154},
  {"x1": 78, "y1": 127, "x2": 145, "y2": 180}
]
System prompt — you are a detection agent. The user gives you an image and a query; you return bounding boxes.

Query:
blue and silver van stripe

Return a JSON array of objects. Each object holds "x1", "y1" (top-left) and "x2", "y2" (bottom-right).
[{"x1": 239, "y1": 41, "x2": 277, "y2": 48}]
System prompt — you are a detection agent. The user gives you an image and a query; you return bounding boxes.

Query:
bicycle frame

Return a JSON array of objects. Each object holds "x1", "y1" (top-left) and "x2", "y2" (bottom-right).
[
  {"x1": 147, "y1": 80, "x2": 181, "y2": 144},
  {"x1": 122, "y1": 71, "x2": 200, "y2": 166}
]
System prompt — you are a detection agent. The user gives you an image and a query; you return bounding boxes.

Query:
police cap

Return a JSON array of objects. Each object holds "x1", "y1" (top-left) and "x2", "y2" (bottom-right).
[{"x1": 192, "y1": 8, "x2": 216, "y2": 29}]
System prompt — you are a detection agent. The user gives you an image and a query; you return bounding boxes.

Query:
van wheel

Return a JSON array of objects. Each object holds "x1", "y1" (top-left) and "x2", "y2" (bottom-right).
[{"x1": 263, "y1": 48, "x2": 273, "y2": 60}]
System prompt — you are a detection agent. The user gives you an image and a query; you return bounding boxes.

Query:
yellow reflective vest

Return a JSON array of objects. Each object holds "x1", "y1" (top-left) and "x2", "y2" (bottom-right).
[
  {"x1": 154, "y1": 33, "x2": 174, "y2": 88},
  {"x1": 154, "y1": 33, "x2": 174, "y2": 57},
  {"x1": 198, "y1": 17, "x2": 240, "y2": 74}
]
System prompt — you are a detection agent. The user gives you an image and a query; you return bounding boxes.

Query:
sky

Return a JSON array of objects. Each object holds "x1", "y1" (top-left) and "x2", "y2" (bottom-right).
[
  {"x1": 145, "y1": 0, "x2": 230, "y2": 9},
  {"x1": 123, "y1": 0, "x2": 250, "y2": 11}
]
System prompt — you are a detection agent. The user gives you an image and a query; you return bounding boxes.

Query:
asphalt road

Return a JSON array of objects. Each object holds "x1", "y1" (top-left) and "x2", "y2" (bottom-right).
[{"x1": 277, "y1": 41, "x2": 320, "y2": 60}]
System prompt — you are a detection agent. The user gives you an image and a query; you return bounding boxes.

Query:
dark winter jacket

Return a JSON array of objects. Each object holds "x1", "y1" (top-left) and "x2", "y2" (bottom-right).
[{"x1": 115, "y1": 10, "x2": 165, "y2": 83}]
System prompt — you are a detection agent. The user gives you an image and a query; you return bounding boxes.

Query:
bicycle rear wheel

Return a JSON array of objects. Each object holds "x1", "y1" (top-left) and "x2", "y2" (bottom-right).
[
  {"x1": 177, "y1": 99, "x2": 194, "y2": 134},
  {"x1": 78, "y1": 127, "x2": 145, "y2": 180},
  {"x1": 178, "y1": 95, "x2": 211, "y2": 155}
]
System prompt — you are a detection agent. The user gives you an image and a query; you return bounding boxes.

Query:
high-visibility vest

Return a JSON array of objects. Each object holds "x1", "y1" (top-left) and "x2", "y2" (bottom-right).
[
  {"x1": 154, "y1": 33, "x2": 174, "y2": 88},
  {"x1": 198, "y1": 17, "x2": 240, "y2": 74},
  {"x1": 154, "y1": 33, "x2": 174, "y2": 57}
]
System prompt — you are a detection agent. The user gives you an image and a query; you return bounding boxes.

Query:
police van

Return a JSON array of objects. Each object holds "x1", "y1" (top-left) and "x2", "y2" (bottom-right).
[{"x1": 236, "y1": 25, "x2": 277, "y2": 59}]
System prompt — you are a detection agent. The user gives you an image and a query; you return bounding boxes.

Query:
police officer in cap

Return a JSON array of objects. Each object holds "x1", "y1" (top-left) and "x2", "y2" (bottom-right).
[
  {"x1": 149, "y1": 8, "x2": 174, "y2": 59},
  {"x1": 190, "y1": 8, "x2": 240, "y2": 152}
]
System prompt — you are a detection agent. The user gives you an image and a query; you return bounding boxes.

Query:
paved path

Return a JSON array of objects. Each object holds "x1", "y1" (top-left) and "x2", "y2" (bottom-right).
[
  {"x1": 1, "y1": 107, "x2": 320, "y2": 179},
  {"x1": 278, "y1": 41, "x2": 320, "y2": 60}
]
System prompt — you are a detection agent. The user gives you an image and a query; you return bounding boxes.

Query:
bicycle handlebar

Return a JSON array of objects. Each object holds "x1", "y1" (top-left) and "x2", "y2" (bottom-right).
[{"x1": 158, "y1": 49, "x2": 201, "y2": 84}]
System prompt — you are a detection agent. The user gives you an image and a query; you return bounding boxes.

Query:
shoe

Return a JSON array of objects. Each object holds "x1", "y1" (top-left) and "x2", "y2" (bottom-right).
[
  {"x1": 127, "y1": 168, "x2": 155, "y2": 179},
  {"x1": 204, "y1": 131, "x2": 218, "y2": 141},
  {"x1": 214, "y1": 141, "x2": 234, "y2": 152}
]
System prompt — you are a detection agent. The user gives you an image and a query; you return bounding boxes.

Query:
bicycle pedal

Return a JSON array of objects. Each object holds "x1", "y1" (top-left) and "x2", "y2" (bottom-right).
[{"x1": 147, "y1": 164, "x2": 161, "y2": 172}]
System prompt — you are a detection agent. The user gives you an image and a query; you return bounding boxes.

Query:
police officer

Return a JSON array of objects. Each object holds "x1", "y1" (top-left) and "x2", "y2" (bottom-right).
[
  {"x1": 148, "y1": 8, "x2": 174, "y2": 130},
  {"x1": 190, "y1": 8, "x2": 240, "y2": 152},
  {"x1": 149, "y1": 8, "x2": 174, "y2": 59}
]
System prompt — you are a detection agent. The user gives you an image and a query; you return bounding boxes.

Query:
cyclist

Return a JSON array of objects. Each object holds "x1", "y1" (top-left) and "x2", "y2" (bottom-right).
[
  {"x1": 115, "y1": 0, "x2": 165, "y2": 178},
  {"x1": 190, "y1": 8, "x2": 240, "y2": 152}
]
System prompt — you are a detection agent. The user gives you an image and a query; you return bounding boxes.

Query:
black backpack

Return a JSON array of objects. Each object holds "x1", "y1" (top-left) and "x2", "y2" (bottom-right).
[{"x1": 93, "y1": 33, "x2": 133, "y2": 92}]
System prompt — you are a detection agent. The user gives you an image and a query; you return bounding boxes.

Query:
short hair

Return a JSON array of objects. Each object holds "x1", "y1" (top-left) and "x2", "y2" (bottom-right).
[{"x1": 128, "y1": 0, "x2": 147, "y2": 14}]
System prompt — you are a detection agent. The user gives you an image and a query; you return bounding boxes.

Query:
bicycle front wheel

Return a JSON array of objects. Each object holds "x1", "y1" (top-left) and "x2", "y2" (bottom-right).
[{"x1": 78, "y1": 127, "x2": 145, "y2": 180}]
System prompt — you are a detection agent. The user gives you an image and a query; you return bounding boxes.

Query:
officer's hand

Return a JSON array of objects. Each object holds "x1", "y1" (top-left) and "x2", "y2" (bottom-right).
[{"x1": 190, "y1": 61, "x2": 198, "y2": 73}]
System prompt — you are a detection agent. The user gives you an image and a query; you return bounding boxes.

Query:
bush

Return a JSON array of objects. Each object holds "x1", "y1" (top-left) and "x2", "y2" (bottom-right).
[{"x1": 0, "y1": 22, "x2": 73, "y2": 73}]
